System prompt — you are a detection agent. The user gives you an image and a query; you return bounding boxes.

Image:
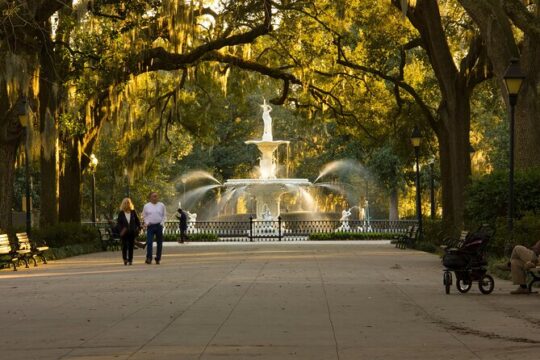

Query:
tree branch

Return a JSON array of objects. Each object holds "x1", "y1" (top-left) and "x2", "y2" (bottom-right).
[
  {"x1": 503, "y1": 0, "x2": 540, "y2": 39},
  {"x1": 336, "y1": 38, "x2": 438, "y2": 131},
  {"x1": 132, "y1": 0, "x2": 273, "y2": 74}
]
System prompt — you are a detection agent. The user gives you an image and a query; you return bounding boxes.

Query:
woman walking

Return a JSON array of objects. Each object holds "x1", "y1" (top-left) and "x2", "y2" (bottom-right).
[{"x1": 117, "y1": 198, "x2": 141, "y2": 265}]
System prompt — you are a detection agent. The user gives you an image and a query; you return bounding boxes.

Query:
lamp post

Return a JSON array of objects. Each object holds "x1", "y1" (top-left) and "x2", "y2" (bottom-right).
[
  {"x1": 124, "y1": 168, "x2": 130, "y2": 198},
  {"x1": 503, "y1": 58, "x2": 525, "y2": 238},
  {"x1": 411, "y1": 126, "x2": 423, "y2": 241},
  {"x1": 428, "y1": 158, "x2": 435, "y2": 219},
  {"x1": 88, "y1": 154, "x2": 98, "y2": 223},
  {"x1": 16, "y1": 97, "x2": 31, "y2": 234}
]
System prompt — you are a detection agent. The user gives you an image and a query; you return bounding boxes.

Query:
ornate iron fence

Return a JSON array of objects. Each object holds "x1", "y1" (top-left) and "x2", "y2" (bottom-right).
[{"x1": 84, "y1": 219, "x2": 417, "y2": 242}]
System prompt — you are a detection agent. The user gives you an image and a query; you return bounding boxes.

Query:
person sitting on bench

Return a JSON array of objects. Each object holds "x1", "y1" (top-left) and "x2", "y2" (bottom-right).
[{"x1": 497, "y1": 240, "x2": 540, "y2": 294}]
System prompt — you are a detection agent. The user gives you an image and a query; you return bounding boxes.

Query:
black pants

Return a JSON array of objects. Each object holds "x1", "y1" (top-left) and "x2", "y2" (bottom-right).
[
  {"x1": 180, "y1": 228, "x2": 187, "y2": 242},
  {"x1": 121, "y1": 235, "x2": 135, "y2": 262}
]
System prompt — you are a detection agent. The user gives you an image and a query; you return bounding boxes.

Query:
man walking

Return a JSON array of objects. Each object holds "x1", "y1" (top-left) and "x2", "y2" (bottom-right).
[
  {"x1": 175, "y1": 206, "x2": 188, "y2": 243},
  {"x1": 142, "y1": 191, "x2": 167, "y2": 264}
]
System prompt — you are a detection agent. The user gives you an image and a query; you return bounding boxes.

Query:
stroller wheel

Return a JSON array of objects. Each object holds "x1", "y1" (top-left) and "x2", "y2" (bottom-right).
[
  {"x1": 456, "y1": 278, "x2": 472, "y2": 293},
  {"x1": 478, "y1": 274, "x2": 495, "y2": 294},
  {"x1": 443, "y1": 271, "x2": 452, "y2": 294}
]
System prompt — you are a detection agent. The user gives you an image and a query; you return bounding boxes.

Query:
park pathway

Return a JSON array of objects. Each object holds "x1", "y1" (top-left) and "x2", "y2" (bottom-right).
[{"x1": 1, "y1": 242, "x2": 539, "y2": 359}]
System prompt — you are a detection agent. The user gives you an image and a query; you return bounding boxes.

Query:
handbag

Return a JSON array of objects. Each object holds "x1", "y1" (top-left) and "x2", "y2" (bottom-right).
[{"x1": 120, "y1": 227, "x2": 128, "y2": 237}]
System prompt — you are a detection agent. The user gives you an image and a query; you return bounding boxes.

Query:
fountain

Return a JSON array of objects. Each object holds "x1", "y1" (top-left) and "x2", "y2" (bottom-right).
[
  {"x1": 223, "y1": 100, "x2": 312, "y2": 220},
  {"x1": 176, "y1": 102, "x2": 376, "y2": 234}
]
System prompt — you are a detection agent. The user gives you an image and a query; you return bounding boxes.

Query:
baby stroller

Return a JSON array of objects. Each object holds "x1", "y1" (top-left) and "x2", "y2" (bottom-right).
[{"x1": 442, "y1": 224, "x2": 495, "y2": 295}]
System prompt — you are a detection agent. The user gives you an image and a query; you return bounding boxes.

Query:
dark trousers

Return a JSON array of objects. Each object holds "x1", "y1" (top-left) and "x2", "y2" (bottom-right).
[
  {"x1": 121, "y1": 235, "x2": 135, "y2": 262},
  {"x1": 180, "y1": 227, "x2": 187, "y2": 242},
  {"x1": 146, "y1": 224, "x2": 163, "y2": 261}
]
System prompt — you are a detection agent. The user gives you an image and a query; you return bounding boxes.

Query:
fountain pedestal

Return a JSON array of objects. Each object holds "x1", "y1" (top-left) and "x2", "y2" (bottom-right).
[{"x1": 223, "y1": 101, "x2": 311, "y2": 221}]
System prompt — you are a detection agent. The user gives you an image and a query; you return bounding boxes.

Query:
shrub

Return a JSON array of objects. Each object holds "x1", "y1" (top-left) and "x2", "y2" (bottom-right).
[
  {"x1": 413, "y1": 242, "x2": 438, "y2": 253},
  {"x1": 32, "y1": 223, "x2": 100, "y2": 248},
  {"x1": 491, "y1": 212, "x2": 540, "y2": 257},
  {"x1": 46, "y1": 242, "x2": 103, "y2": 260},
  {"x1": 188, "y1": 233, "x2": 219, "y2": 242},
  {"x1": 465, "y1": 168, "x2": 540, "y2": 226},
  {"x1": 421, "y1": 219, "x2": 447, "y2": 246},
  {"x1": 137, "y1": 233, "x2": 219, "y2": 242},
  {"x1": 309, "y1": 232, "x2": 399, "y2": 240}
]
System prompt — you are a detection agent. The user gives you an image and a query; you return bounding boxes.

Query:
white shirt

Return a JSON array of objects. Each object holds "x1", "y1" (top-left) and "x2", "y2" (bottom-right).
[
  {"x1": 124, "y1": 211, "x2": 131, "y2": 224},
  {"x1": 142, "y1": 202, "x2": 166, "y2": 226}
]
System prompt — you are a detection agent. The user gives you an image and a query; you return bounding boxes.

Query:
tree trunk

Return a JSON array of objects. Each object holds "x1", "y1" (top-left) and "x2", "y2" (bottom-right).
[
  {"x1": 437, "y1": 98, "x2": 471, "y2": 233},
  {"x1": 0, "y1": 139, "x2": 21, "y2": 231},
  {"x1": 389, "y1": 187, "x2": 399, "y2": 221},
  {"x1": 0, "y1": 94, "x2": 26, "y2": 231},
  {"x1": 59, "y1": 138, "x2": 81, "y2": 223},
  {"x1": 38, "y1": 32, "x2": 59, "y2": 227},
  {"x1": 392, "y1": 0, "x2": 480, "y2": 232},
  {"x1": 457, "y1": 0, "x2": 540, "y2": 169},
  {"x1": 515, "y1": 43, "x2": 540, "y2": 169}
]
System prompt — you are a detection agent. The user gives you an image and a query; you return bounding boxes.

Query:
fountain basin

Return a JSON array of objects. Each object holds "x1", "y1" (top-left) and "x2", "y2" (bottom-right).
[{"x1": 223, "y1": 178, "x2": 311, "y2": 219}]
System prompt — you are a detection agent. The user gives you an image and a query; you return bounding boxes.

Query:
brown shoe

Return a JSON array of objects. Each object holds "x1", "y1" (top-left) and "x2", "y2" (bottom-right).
[{"x1": 510, "y1": 287, "x2": 530, "y2": 295}]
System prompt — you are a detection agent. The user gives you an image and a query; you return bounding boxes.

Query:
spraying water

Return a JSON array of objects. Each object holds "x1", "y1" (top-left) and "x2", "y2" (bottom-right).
[
  {"x1": 180, "y1": 170, "x2": 222, "y2": 185},
  {"x1": 314, "y1": 159, "x2": 368, "y2": 183},
  {"x1": 179, "y1": 184, "x2": 221, "y2": 209}
]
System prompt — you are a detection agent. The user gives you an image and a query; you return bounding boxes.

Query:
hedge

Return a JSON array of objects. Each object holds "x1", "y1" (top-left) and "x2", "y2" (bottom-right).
[
  {"x1": 465, "y1": 168, "x2": 540, "y2": 226},
  {"x1": 31, "y1": 223, "x2": 100, "y2": 248},
  {"x1": 137, "y1": 233, "x2": 219, "y2": 242},
  {"x1": 308, "y1": 232, "x2": 399, "y2": 240}
]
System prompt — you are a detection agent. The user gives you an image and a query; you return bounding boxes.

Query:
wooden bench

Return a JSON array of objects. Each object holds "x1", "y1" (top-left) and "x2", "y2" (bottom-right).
[
  {"x1": 394, "y1": 225, "x2": 412, "y2": 248},
  {"x1": 0, "y1": 234, "x2": 19, "y2": 271},
  {"x1": 395, "y1": 225, "x2": 419, "y2": 249},
  {"x1": 98, "y1": 227, "x2": 120, "y2": 251},
  {"x1": 16, "y1": 232, "x2": 49, "y2": 267}
]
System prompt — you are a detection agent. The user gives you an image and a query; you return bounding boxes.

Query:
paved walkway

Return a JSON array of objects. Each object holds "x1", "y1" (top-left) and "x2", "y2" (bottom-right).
[{"x1": 1, "y1": 242, "x2": 539, "y2": 359}]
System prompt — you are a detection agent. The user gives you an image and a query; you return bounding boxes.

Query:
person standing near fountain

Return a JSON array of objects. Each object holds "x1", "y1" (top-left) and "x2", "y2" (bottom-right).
[
  {"x1": 261, "y1": 100, "x2": 273, "y2": 141},
  {"x1": 142, "y1": 191, "x2": 167, "y2": 264},
  {"x1": 175, "y1": 206, "x2": 188, "y2": 244}
]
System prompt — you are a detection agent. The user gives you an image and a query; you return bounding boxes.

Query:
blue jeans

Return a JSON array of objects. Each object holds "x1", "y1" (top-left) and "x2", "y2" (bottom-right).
[{"x1": 146, "y1": 224, "x2": 163, "y2": 261}]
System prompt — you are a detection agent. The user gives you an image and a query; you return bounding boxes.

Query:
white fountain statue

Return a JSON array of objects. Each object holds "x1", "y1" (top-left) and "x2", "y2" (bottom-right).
[
  {"x1": 224, "y1": 100, "x2": 311, "y2": 220},
  {"x1": 186, "y1": 211, "x2": 198, "y2": 234},
  {"x1": 336, "y1": 208, "x2": 352, "y2": 232},
  {"x1": 261, "y1": 100, "x2": 273, "y2": 141},
  {"x1": 262, "y1": 204, "x2": 273, "y2": 221}
]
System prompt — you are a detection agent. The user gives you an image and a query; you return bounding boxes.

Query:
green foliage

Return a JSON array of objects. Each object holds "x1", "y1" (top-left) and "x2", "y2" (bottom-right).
[
  {"x1": 421, "y1": 219, "x2": 447, "y2": 245},
  {"x1": 491, "y1": 213, "x2": 540, "y2": 257},
  {"x1": 412, "y1": 242, "x2": 438, "y2": 253},
  {"x1": 136, "y1": 233, "x2": 218, "y2": 242},
  {"x1": 186, "y1": 233, "x2": 219, "y2": 242},
  {"x1": 470, "y1": 79, "x2": 507, "y2": 172},
  {"x1": 12, "y1": 161, "x2": 40, "y2": 212},
  {"x1": 367, "y1": 143, "x2": 406, "y2": 192},
  {"x1": 309, "y1": 232, "x2": 399, "y2": 240},
  {"x1": 464, "y1": 168, "x2": 540, "y2": 226},
  {"x1": 46, "y1": 243, "x2": 103, "y2": 261},
  {"x1": 32, "y1": 223, "x2": 100, "y2": 248}
]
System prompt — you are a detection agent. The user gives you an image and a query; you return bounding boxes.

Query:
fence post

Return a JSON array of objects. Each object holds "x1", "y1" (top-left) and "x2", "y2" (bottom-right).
[
  {"x1": 249, "y1": 216, "x2": 253, "y2": 242},
  {"x1": 278, "y1": 216, "x2": 282, "y2": 241}
]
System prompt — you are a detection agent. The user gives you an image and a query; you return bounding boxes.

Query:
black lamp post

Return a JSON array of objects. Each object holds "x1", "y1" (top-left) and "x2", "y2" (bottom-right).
[
  {"x1": 16, "y1": 97, "x2": 31, "y2": 234},
  {"x1": 411, "y1": 126, "x2": 423, "y2": 240},
  {"x1": 428, "y1": 158, "x2": 435, "y2": 219},
  {"x1": 503, "y1": 58, "x2": 525, "y2": 236},
  {"x1": 88, "y1": 154, "x2": 98, "y2": 223}
]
